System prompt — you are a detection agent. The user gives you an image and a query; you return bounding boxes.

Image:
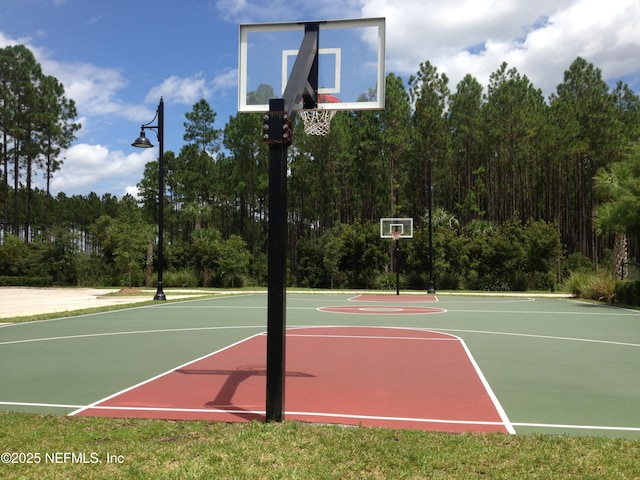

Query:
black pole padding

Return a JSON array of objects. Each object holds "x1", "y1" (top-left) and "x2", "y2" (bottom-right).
[{"x1": 265, "y1": 98, "x2": 288, "y2": 422}]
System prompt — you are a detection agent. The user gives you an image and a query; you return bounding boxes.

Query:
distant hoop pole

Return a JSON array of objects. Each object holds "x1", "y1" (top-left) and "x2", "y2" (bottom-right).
[{"x1": 393, "y1": 232, "x2": 401, "y2": 295}]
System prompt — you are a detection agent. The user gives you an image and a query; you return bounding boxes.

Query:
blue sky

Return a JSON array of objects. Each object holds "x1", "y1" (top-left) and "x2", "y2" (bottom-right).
[{"x1": 1, "y1": 0, "x2": 639, "y2": 197}]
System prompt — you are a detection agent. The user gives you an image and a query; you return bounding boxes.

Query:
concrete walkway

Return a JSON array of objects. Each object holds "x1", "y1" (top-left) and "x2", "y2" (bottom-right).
[{"x1": 0, "y1": 287, "x2": 196, "y2": 319}]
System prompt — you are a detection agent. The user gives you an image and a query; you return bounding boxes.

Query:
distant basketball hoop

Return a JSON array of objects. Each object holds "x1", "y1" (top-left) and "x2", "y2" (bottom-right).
[
  {"x1": 380, "y1": 218, "x2": 413, "y2": 239},
  {"x1": 299, "y1": 94, "x2": 340, "y2": 136}
]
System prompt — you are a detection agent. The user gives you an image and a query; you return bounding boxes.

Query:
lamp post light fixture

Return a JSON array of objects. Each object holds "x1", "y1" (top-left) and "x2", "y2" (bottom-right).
[{"x1": 132, "y1": 97, "x2": 166, "y2": 301}]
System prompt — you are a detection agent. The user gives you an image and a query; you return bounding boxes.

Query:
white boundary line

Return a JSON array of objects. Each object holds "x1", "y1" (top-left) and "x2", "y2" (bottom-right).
[
  {"x1": 3, "y1": 401, "x2": 640, "y2": 434},
  {"x1": 453, "y1": 333, "x2": 516, "y2": 434},
  {"x1": 511, "y1": 421, "x2": 640, "y2": 433},
  {"x1": 287, "y1": 333, "x2": 458, "y2": 341},
  {"x1": 316, "y1": 305, "x2": 448, "y2": 315},
  {"x1": 422, "y1": 328, "x2": 640, "y2": 348},
  {"x1": 0, "y1": 325, "x2": 264, "y2": 347},
  {"x1": 447, "y1": 307, "x2": 639, "y2": 316},
  {"x1": 347, "y1": 294, "x2": 440, "y2": 303}
]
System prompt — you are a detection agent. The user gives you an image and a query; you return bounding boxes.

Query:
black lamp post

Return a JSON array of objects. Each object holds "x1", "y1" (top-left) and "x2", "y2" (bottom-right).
[{"x1": 132, "y1": 97, "x2": 166, "y2": 301}]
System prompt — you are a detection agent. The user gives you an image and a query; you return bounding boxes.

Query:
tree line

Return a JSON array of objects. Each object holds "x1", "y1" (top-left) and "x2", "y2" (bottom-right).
[
  {"x1": 0, "y1": 45, "x2": 81, "y2": 241},
  {"x1": 1, "y1": 44, "x2": 639, "y2": 291}
]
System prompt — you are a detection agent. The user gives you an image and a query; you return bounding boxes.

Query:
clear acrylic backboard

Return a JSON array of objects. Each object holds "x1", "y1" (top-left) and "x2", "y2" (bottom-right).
[
  {"x1": 238, "y1": 18, "x2": 385, "y2": 113},
  {"x1": 380, "y1": 218, "x2": 414, "y2": 239}
]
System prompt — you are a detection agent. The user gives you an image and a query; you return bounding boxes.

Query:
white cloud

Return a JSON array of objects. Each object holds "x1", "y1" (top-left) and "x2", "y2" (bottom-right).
[
  {"x1": 212, "y1": 68, "x2": 238, "y2": 92},
  {"x1": 146, "y1": 73, "x2": 212, "y2": 106},
  {"x1": 44, "y1": 61, "x2": 130, "y2": 113},
  {"x1": 0, "y1": 30, "x2": 31, "y2": 48},
  {"x1": 359, "y1": 0, "x2": 640, "y2": 95},
  {"x1": 44, "y1": 144, "x2": 155, "y2": 196},
  {"x1": 124, "y1": 184, "x2": 141, "y2": 199},
  {"x1": 1, "y1": 30, "x2": 148, "y2": 125}
]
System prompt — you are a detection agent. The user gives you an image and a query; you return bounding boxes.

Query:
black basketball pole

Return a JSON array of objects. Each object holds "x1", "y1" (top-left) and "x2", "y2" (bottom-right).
[
  {"x1": 395, "y1": 239, "x2": 400, "y2": 295},
  {"x1": 265, "y1": 98, "x2": 288, "y2": 422},
  {"x1": 264, "y1": 25, "x2": 320, "y2": 423}
]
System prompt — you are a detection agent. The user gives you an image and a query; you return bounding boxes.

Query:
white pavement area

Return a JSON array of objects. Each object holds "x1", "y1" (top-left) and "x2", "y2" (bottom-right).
[{"x1": 0, "y1": 287, "x2": 181, "y2": 320}]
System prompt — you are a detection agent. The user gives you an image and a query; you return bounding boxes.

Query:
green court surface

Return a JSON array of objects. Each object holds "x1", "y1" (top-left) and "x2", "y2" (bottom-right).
[{"x1": 1, "y1": 293, "x2": 639, "y2": 438}]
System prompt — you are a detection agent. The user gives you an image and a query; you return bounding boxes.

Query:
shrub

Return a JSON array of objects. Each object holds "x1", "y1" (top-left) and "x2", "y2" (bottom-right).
[
  {"x1": 376, "y1": 271, "x2": 397, "y2": 290},
  {"x1": 162, "y1": 269, "x2": 200, "y2": 288},
  {"x1": 614, "y1": 281, "x2": 640, "y2": 306},
  {"x1": 563, "y1": 271, "x2": 616, "y2": 302},
  {"x1": 525, "y1": 271, "x2": 556, "y2": 291},
  {"x1": 0, "y1": 276, "x2": 53, "y2": 287}
]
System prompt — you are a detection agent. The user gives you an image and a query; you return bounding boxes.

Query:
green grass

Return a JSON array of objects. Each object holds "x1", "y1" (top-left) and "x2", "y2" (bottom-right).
[{"x1": 1, "y1": 413, "x2": 639, "y2": 479}]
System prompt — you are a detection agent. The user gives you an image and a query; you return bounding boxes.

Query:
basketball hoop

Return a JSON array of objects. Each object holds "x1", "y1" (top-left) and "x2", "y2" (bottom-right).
[
  {"x1": 391, "y1": 230, "x2": 401, "y2": 241},
  {"x1": 300, "y1": 93, "x2": 340, "y2": 136},
  {"x1": 299, "y1": 109, "x2": 337, "y2": 136}
]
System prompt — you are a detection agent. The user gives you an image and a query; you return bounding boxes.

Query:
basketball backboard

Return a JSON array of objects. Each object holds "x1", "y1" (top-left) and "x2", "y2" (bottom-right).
[
  {"x1": 380, "y1": 218, "x2": 414, "y2": 239},
  {"x1": 238, "y1": 18, "x2": 385, "y2": 113}
]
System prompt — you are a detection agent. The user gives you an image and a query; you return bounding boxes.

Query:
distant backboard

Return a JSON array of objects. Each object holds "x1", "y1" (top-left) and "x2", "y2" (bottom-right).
[
  {"x1": 238, "y1": 18, "x2": 385, "y2": 113},
  {"x1": 380, "y1": 218, "x2": 414, "y2": 239}
]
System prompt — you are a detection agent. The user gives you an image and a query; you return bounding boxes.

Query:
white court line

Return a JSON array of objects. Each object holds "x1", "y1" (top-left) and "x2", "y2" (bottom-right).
[
  {"x1": 447, "y1": 308, "x2": 639, "y2": 316},
  {"x1": 154, "y1": 303, "x2": 640, "y2": 316},
  {"x1": 436, "y1": 298, "x2": 536, "y2": 304},
  {"x1": 446, "y1": 332, "x2": 515, "y2": 434},
  {"x1": 287, "y1": 333, "x2": 458, "y2": 341},
  {"x1": 5, "y1": 401, "x2": 639, "y2": 434},
  {"x1": 347, "y1": 294, "x2": 440, "y2": 303},
  {"x1": 316, "y1": 306, "x2": 448, "y2": 315},
  {"x1": 0, "y1": 325, "x2": 265, "y2": 346},
  {"x1": 424, "y1": 328, "x2": 640, "y2": 348},
  {"x1": 0, "y1": 401, "x2": 501, "y2": 427},
  {"x1": 511, "y1": 421, "x2": 640, "y2": 433}
]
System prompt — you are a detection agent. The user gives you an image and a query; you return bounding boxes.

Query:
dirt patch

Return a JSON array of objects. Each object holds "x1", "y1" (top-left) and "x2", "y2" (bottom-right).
[{"x1": 115, "y1": 288, "x2": 144, "y2": 295}]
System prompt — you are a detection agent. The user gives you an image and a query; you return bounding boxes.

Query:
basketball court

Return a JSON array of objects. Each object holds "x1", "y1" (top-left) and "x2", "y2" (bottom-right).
[
  {"x1": 71, "y1": 326, "x2": 510, "y2": 433},
  {"x1": 2, "y1": 19, "x2": 638, "y2": 439},
  {"x1": 1, "y1": 292, "x2": 640, "y2": 438}
]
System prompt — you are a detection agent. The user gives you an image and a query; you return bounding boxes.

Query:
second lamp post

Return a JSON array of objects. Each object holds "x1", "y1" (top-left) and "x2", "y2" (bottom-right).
[{"x1": 131, "y1": 97, "x2": 166, "y2": 301}]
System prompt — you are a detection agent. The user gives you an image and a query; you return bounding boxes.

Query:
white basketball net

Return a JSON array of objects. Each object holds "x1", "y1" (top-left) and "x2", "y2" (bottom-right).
[
  {"x1": 391, "y1": 231, "x2": 402, "y2": 241},
  {"x1": 299, "y1": 109, "x2": 337, "y2": 136}
]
